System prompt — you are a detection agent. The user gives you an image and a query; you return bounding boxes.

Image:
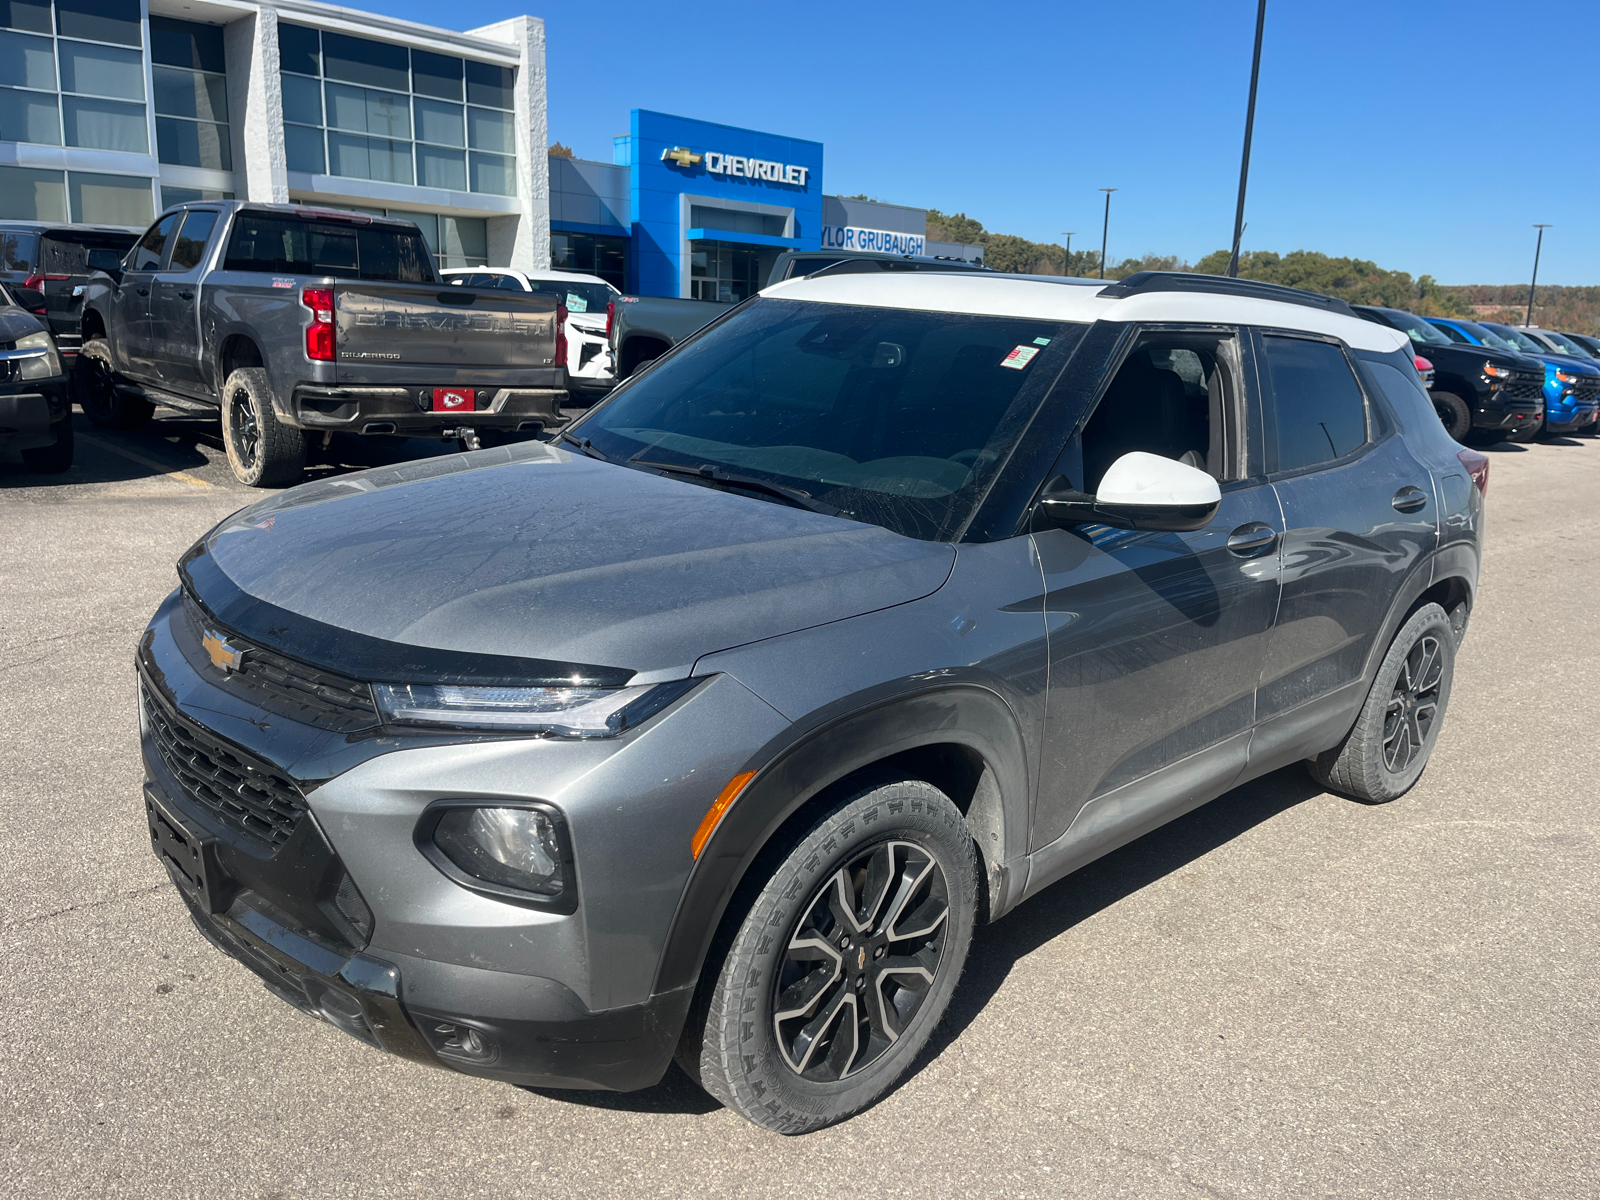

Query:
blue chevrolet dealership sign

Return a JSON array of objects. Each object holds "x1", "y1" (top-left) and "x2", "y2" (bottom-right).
[{"x1": 625, "y1": 109, "x2": 824, "y2": 297}]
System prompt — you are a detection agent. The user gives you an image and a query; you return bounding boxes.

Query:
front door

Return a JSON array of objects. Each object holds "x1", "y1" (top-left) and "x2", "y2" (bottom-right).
[
  {"x1": 112, "y1": 213, "x2": 180, "y2": 375},
  {"x1": 1252, "y1": 330, "x2": 1438, "y2": 735},
  {"x1": 1031, "y1": 326, "x2": 1283, "y2": 858},
  {"x1": 148, "y1": 209, "x2": 219, "y2": 391}
]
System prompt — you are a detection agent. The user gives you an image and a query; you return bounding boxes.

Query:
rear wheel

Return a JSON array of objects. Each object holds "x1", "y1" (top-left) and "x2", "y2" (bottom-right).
[
  {"x1": 20, "y1": 415, "x2": 73, "y2": 472},
  {"x1": 1308, "y1": 603, "x2": 1455, "y2": 803},
  {"x1": 688, "y1": 777, "x2": 978, "y2": 1134},
  {"x1": 1431, "y1": 391, "x2": 1472, "y2": 442},
  {"x1": 75, "y1": 339, "x2": 153, "y2": 430},
  {"x1": 220, "y1": 367, "x2": 305, "y2": 487}
]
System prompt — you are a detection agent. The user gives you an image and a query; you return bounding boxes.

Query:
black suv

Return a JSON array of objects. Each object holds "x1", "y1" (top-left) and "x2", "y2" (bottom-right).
[
  {"x1": 1353, "y1": 305, "x2": 1544, "y2": 443},
  {"x1": 0, "y1": 222, "x2": 139, "y2": 368}
]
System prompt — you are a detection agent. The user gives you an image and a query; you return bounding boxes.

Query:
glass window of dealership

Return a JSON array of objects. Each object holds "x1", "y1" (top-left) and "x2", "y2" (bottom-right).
[{"x1": 0, "y1": 0, "x2": 543, "y2": 268}]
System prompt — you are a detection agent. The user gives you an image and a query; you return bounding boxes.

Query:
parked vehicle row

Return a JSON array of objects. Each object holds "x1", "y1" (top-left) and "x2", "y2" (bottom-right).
[
  {"x1": 136, "y1": 268, "x2": 1488, "y2": 1133},
  {"x1": 0, "y1": 277, "x2": 73, "y2": 472}
]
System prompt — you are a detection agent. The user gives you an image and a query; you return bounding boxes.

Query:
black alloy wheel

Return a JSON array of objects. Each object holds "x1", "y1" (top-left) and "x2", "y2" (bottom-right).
[
  {"x1": 1431, "y1": 391, "x2": 1472, "y2": 442},
  {"x1": 1382, "y1": 633, "x2": 1444, "y2": 773},
  {"x1": 773, "y1": 840, "x2": 948, "y2": 1082},
  {"x1": 228, "y1": 383, "x2": 260, "y2": 471},
  {"x1": 75, "y1": 338, "x2": 153, "y2": 429}
]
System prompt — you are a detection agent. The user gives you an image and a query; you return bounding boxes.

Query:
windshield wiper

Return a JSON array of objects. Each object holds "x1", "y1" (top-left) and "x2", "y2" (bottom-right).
[
  {"x1": 628, "y1": 456, "x2": 841, "y2": 516},
  {"x1": 558, "y1": 430, "x2": 611, "y2": 461}
]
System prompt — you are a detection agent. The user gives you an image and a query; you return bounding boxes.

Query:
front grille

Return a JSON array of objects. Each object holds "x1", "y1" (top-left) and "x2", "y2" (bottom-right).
[
  {"x1": 1569, "y1": 379, "x2": 1600, "y2": 403},
  {"x1": 183, "y1": 594, "x2": 378, "y2": 731},
  {"x1": 1503, "y1": 377, "x2": 1545, "y2": 401},
  {"x1": 141, "y1": 678, "x2": 306, "y2": 849}
]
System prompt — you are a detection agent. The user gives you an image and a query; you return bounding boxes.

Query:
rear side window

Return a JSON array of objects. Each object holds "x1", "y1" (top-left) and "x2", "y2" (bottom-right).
[
  {"x1": 222, "y1": 214, "x2": 433, "y2": 281},
  {"x1": 1262, "y1": 335, "x2": 1368, "y2": 472},
  {"x1": 166, "y1": 210, "x2": 218, "y2": 271},
  {"x1": 0, "y1": 231, "x2": 40, "y2": 274}
]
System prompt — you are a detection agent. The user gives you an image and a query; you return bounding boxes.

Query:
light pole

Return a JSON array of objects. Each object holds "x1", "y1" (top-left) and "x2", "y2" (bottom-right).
[
  {"x1": 1226, "y1": 0, "x2": 1268, "y2": 278},
  {"x1": 1526, "y1": 224, "x2": 1551, "y2": 326},
  {"x1": 1061, "y1": 232, "x2": 1075, "y2": 275},
  {"x1": 1098, "y1": 190, "x2": 1116, "y2": 279}
]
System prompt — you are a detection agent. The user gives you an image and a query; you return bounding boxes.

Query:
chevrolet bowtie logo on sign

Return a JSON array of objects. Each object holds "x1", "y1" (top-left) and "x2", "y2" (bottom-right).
[
  {"x1": 661, "y1": 146, "x2": 703, "y2": 168},
  {"x1": 201, "y1": 628, "x2": 246, "y2": 673}
]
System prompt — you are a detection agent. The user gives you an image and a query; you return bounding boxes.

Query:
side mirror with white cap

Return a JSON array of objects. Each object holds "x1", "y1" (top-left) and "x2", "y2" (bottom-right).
[{"x1": 1038, "y1": 450, "x2": 1222, "y2": 532}]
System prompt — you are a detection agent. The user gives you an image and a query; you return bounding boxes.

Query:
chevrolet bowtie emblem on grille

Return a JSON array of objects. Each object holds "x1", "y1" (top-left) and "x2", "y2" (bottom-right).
[
  {"x1": 201, "y1": 628, "x2": 246, "y2": 673},
  {"x1": 661, "y1": 146, "x2": 702, "y2": 168}
]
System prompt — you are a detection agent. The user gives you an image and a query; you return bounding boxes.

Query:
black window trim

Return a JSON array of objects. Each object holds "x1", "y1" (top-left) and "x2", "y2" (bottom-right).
[{"x1": 1251, "y1": 326, "x2": 1386, "y2": 482}]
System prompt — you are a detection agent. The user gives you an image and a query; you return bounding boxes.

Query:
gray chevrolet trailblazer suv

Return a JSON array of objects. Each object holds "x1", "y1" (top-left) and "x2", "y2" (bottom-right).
[{"x1": 138, "y1": 270, "x2": 1487, "y2": 1133}]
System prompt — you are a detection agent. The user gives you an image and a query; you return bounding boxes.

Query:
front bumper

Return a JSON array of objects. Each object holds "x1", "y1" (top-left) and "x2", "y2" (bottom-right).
[
  {"x1": 288, "y1": 384, "x2": 568, "y2": 436},
  {"x1": 0, "y1": 378, "x2": 70, "y2": 450}
]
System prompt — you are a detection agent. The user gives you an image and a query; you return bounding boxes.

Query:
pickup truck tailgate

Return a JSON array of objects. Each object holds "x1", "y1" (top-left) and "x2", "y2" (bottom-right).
[{"x1": 334, "y1": 282, "x2": 560, "y2": 369}]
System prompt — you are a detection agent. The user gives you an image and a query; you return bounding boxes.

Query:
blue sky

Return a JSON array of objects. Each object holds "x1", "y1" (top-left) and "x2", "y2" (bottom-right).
[{"x1": 359, "y1": 0, "x2": 1596, "y2": 285}]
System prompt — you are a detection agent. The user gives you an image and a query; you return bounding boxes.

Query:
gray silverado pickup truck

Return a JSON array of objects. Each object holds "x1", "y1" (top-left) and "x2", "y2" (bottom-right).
[
  {"x1": 79, "y1": 202, "x2": 566, "y2": 485},
  {"x1": 610, "y1": 248, "x2": 986, "y2": 378}
]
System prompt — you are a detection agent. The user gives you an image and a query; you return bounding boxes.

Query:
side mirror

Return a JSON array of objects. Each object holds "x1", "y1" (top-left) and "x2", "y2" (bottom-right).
[
  {"x1": 10, "y1": 286, "x2": 46, "y2": 313},
  {"x1": 1039, "y1": 451, "x2": 1221, "y2": 532}
]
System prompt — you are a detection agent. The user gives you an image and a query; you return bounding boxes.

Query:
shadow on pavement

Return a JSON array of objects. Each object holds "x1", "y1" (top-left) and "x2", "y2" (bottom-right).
[
  {"x1": 1479, "y1": 441, "x2": 1527, "y2": 453},
  {"x1": 523, "y1": 765, "x2": 1326, "y2": 1120}
]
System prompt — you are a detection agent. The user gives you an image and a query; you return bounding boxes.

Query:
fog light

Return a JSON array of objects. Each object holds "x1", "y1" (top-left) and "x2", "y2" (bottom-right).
[{"x1": 418, "y1": 803, "x2": 573, "y2": 909}]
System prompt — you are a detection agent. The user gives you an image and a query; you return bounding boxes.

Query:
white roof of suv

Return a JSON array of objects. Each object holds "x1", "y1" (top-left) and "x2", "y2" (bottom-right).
[{"x1": 764, "y1": 272, "x2": 1407, "y2": 354}]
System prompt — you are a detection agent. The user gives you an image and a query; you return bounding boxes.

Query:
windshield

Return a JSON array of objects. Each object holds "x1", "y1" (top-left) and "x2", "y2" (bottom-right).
[
  {"x1": 524, "y1": 277, "x2": 617, "y2": 315},
  {"x1": 1378, "y1": 308, "x2": 1452, "y2": 346},
  {"x1": 1564, "y1": 334, "x2": 1600, "y2": 359},
  {"x1": 1454, "y1": 320, "x2": 1515, "y2": 351},
  {"x1": 1480, "y1": 322, "x2": 1545, "y2": 354},
  {"x1": 574, "y1": 298, "x2": 1082, "y2": 541},
  {"x1": 1541, "y1": 331, "x2": 1589, "y2": 356}
]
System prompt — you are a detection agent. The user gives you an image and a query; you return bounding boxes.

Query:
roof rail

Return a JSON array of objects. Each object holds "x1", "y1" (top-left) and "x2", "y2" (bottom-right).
[{"x1": 1098, "y1": 271, "x2": 1356, "y2": 317}]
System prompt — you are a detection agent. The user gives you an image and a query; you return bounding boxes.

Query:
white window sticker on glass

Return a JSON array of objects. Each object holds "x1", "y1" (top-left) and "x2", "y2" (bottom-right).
[
  {"x1": 1000, "y1": 345, "x2": 1040, "y2": 370},
  {"x1": 565, "y1": 292, "x2": 587, "y2": 313}
]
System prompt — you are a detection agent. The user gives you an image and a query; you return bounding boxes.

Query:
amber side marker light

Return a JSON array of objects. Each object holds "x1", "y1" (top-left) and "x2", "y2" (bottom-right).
[{"x1": 691, "y1": 771, "x2": 757, "y2": 860}]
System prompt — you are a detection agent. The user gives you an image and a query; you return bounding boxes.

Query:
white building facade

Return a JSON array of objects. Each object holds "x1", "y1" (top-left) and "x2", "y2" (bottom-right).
[{"x1": 0, "y1": 0, "x2": 550, "y2": 270}]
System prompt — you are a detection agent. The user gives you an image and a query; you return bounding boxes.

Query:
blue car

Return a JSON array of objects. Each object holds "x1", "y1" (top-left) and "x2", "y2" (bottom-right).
[{"x1": 1427, "y1": 317, "x2": 1600, "y2": 438}]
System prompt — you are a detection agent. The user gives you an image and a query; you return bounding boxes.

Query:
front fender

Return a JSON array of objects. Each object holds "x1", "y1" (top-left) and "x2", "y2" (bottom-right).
[{"x1": 651, "y1": 680, "x2": 1031, "y2": 996}]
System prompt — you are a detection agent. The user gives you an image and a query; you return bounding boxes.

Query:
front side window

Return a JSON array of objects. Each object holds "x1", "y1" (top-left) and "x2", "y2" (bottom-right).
[
  {"x1": 1479, "y1": 322, "x2": 1545, "y2": 355},
  {"x1": 1261, "y1": 335, "x2": 1368, "y2": 473},
  {"x1": 577, "y1": 298, "x2": 1083, "y2": 541},
  {"x1": 129, "y1": 211, "x2": 180, "y2": 271}
]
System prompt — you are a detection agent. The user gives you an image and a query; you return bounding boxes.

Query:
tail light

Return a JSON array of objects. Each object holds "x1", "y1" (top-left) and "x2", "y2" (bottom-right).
[
  {"x1": 605, "y1": 299, "x2": 614, "y2": 340},
  {"x1": 1414, "y1": 355, "x2": 1432, "y2": 373},
  {"x1": 555, "y1": 304, "x2": 568, "y2": 369},
  {"x1": 302, "y1": 288, "x2": 335, "y2": 361},
  {"x1": 1457, "y1": 447, "x2": 1489, "y2": 498}
]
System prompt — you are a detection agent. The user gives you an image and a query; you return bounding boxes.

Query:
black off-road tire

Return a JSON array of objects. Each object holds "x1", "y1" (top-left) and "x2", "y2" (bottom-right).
[
  {"x1": 20, "y1": 415, "x2": 73, "y2": 472},
  {"x1": 221, "y1": 368, "x2": 305, "y2": 487},
  {"x1": 688, "y1": 777, "x2": 979, "y2": 1134},
  {"x1": 1431, "y1": 391, "x2": 1472, "y2": 442},
  {"x1": 1308, "y1": 603, "x2": 1455, "y2": 804},
  {"x1": 75, "y1": 338, "x2": 153, "y2": 430}
]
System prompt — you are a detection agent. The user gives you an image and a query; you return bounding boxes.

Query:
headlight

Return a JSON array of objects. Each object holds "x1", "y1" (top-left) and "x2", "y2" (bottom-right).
[
  {"x1": 5, "y1": 330, "x2": 62, "y2": 380},
  {"x1": 1483, "y1": 361, "x2": 1515, "y2": 379},
  {"x1": 418, "y1": 802, "x2": 574, "y2": 907},
  {"x1": 1555, "y1": 369, "x2": 1579, "y2": 384},
  {"x1": 372, "y1": 678, "x2": 696, "y2": 736}
]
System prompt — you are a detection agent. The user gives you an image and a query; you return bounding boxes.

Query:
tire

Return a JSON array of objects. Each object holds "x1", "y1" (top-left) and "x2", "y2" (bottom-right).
[
  {"x1": 20, "y1": 415, "x2": 73, "y2": 473},
  {"x1": 220, "y1": 367, "x2": 305, "y2": 487},
  {"x1": 689, "y1": 777, "x2": 979, "y2": 1134},
  {"x1": 75, "y1": 339, "x2": 153, "y2": 430},
  {"x1": 1431, "y1": 391, "x2": 1472, "y2": 442},
  {"x1": 1307, "y1": 603, "x2": 1455, "y2": 804}
]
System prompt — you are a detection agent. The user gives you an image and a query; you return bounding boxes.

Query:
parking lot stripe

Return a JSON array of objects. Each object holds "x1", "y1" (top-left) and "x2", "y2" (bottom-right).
[{"x1": 79, "y1": 434, "x2": 213, "y2": 488}]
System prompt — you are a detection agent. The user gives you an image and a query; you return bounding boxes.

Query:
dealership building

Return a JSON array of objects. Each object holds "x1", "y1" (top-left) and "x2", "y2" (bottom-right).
[{"x1": 0, "y1": 0, "x2": 975, "y2": 289}]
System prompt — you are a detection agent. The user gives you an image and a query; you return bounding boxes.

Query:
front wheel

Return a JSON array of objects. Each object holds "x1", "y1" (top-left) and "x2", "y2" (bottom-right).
[
  {"x1": 1308, "y1": 602, "x2": 1455, "y2": 803},
  {"x1": 220, "y1": 368, "x2": 305, "y2": 487},
  {"x1": 75, "y1": 339, "x2": 153, "y2": 430},
  {"x1": 689, "y1": 777, "x2": 979, "y2": 1133},
  {"x1": 1431, "y1": 391, "x2": 1472, "y2": 442}
]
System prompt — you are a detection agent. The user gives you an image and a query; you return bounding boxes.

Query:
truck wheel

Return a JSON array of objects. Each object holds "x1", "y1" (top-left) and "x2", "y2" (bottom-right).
[
  {"x1": 221, "y1": 368, "x2": 305, "y2": 487},
  {"x1": 1431, "y1": 391, "x2": 1472, "y2": 442},
  {"x1": 76, "y1": 339, "x2": 153, "y2": 430},
  {"x1": 1307, "y1": 603, "x2": 1454, "y2": 804},
  {"x1": 20, "y1": 416, "x2": 73, "y2": 473},
  {"x1": 689, "y1": 776, "x2": 979, "y2": 1134}
]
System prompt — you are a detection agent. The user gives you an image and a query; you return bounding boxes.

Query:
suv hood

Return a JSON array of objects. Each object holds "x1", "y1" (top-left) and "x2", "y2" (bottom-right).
[{"x1": 199, "y1": 441, "x2": 955, "y2": 681}]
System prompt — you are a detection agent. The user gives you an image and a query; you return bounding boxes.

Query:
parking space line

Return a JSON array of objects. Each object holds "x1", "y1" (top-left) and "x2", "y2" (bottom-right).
[{"x1": 79, "y1": 434, "x2": 213, "y2": 488}]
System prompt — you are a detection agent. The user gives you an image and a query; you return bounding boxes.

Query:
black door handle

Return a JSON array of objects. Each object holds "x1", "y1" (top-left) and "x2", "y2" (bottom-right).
[
  {"x1": 1392, "y1": 486, "x2": 1428, "y2": 513},
  {"x1": 178, "y1": 291, "x2": 194, "y2": 300},
  {"x1": 1227, "y1": 523, "x2": 1277, "y2": 556}
]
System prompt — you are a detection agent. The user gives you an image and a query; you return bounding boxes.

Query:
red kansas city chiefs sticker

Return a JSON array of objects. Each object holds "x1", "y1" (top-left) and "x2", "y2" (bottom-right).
[{"x1": 433, "y1": 388, "x2": 474, "y2": 412}]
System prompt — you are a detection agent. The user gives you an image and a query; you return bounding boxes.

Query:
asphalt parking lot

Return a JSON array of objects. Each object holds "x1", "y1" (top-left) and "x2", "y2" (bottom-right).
[{"x1": 3, "y1": 413, "x2": 1596, "y2": 1199}]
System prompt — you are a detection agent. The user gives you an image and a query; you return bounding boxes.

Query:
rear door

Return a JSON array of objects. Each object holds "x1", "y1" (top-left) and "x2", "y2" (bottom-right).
[
  {"x1": 1252, "y1": 330, "x2": 1438, "y2": 751},
  {"x1": 148, "y1": 209, "x2": 220, "y2": 391}
]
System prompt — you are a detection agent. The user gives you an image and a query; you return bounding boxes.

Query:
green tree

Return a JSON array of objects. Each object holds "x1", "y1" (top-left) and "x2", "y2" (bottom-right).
[{"x1": 924, "y1": 209, "x2": 986, "y2": 244}]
